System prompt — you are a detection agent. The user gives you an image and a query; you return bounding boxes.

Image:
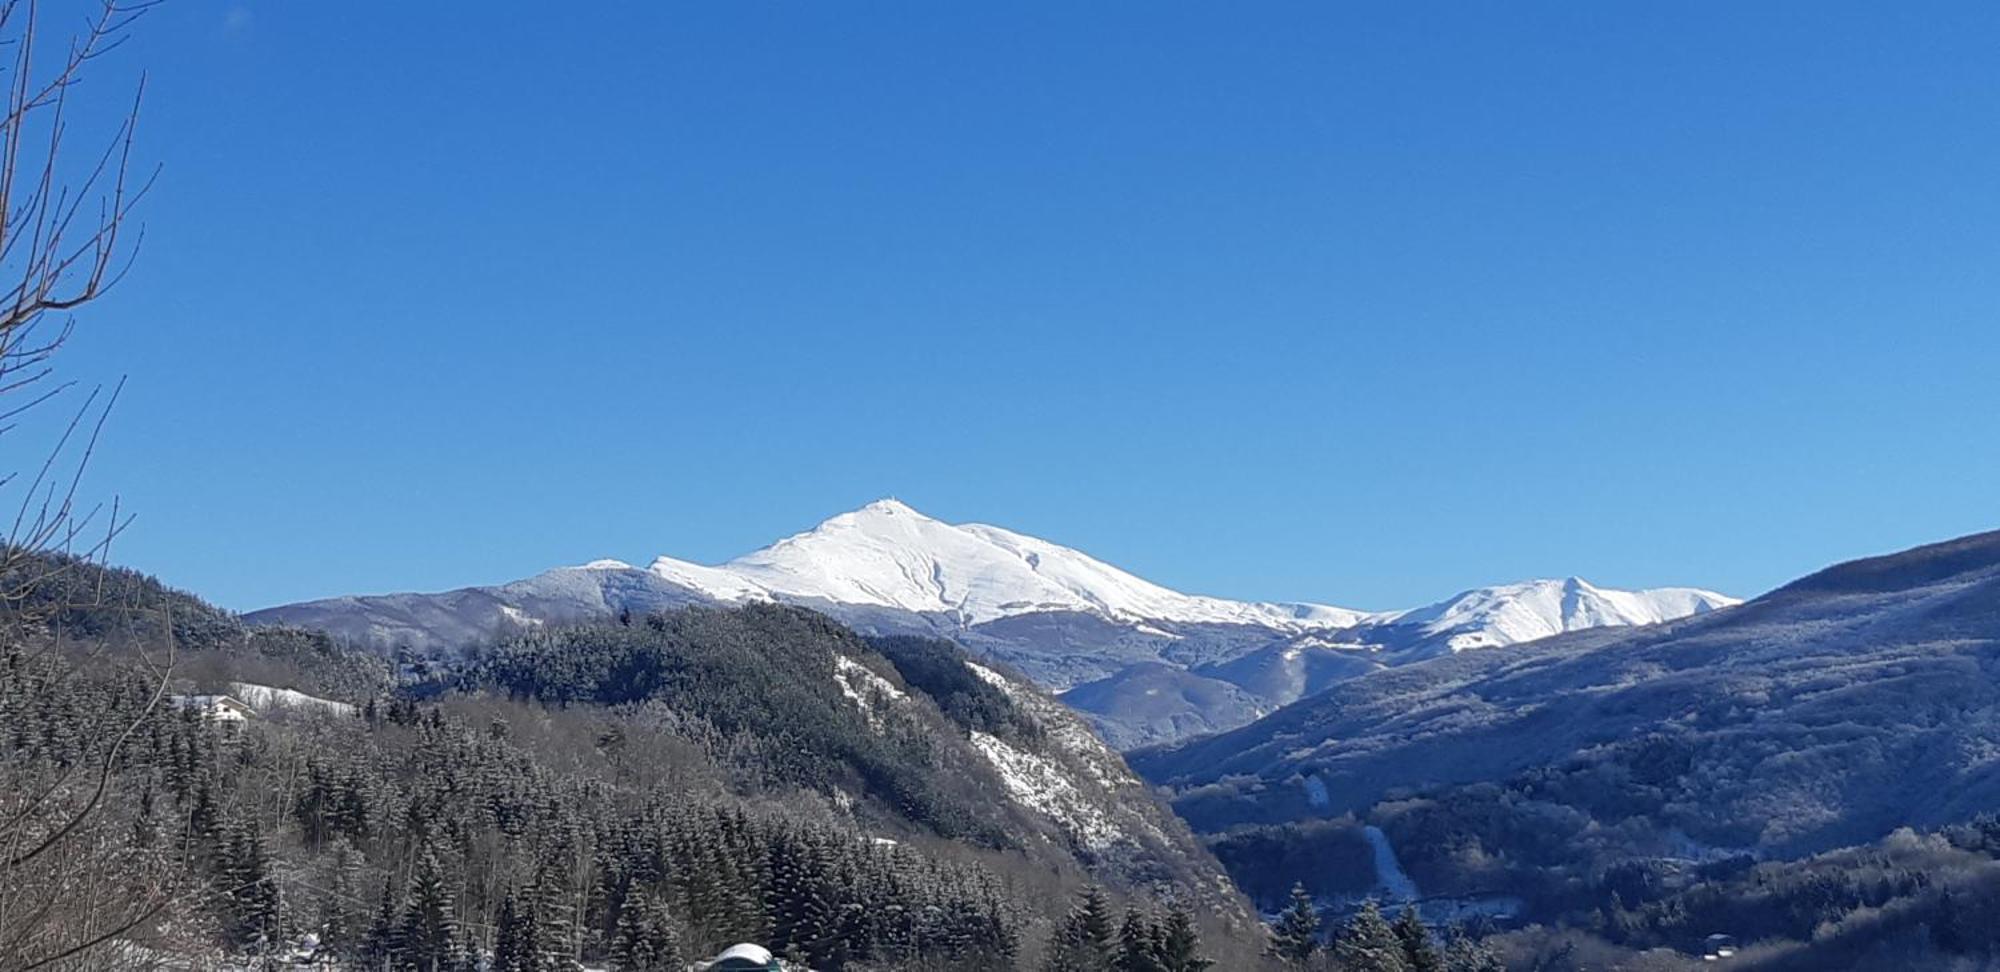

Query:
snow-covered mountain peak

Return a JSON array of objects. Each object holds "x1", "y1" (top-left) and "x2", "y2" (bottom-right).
[
  {"x1": 643, "y1": 500, "x2": 1371, "y2": 630},
  {"x1": 1382, "y1": 576, "x2": 1739, "y2": 652}
]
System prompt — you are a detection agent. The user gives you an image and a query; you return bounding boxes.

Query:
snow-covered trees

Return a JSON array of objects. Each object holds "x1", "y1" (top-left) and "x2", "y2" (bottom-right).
[
  {"x1": 1269, "y1": 883, "x2": 1321, "y2": 966},
  {"x1": 1392, "y1": 905, "x2": 1443, "y2": 972},
  {"x1": 1042, "y1": 887, "x2": 1213, "y2": 972},
  {"x1": 1331, "y1": 901, "x2": 1406, "y2": 972}
]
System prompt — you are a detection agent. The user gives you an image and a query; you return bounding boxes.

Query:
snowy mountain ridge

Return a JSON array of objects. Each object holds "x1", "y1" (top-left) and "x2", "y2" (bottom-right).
[
  {"x1": 644, "y1": 498, "x2": 1376, "y2": 631},
  {"x1": 1371, "y1": 575, "x2": 1737, "y2": 654},
  {"x1": 247, "y1": 498, "x2": 1737, "y2": 748}
]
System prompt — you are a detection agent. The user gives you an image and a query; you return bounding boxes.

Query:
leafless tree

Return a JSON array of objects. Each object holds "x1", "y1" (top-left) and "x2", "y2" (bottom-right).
[{"x1": 0, "y1": 2, "x2": 168, "y2": 969}]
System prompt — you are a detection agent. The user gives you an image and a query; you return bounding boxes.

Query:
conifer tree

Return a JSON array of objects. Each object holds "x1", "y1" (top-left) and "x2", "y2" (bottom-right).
[
  {"x1": 1392, "y1": 905, "x2": 1443, "y2": 972},
  {"x1": 398, "y1": 845, "x2": 466, "y2": 971},
  {"x1": 323, "y1": 838, "x2": 364, "y2": 958},
  {"x1": 1269, "y1": 883, "x2": 1321, "y2": 967},
  {"x1": 1116, "y1": 907, "x2": 1167, "y2": 972},
  {"x1": 1045, "y1": 885, "x2": 1117, "y2": 971},
  {"x1": 1441, "y1": 927, "x2": 1504, "y2": 972},
  {"x1": 219, "y1": 819, "x2": 282, "y2": 952},
  {"x1": 493, "y1": 888, "x2": 531, "y2": 972},
  {"x1": 363, "y1": 875, "x2": 402, "y2": 968},
  {"x1": 612, "y1": 892, "x2": 685, "y2": 971},
  {"x1": 1332, "y1": 900, "x2": 1410, "y2": 972},
  {"x1": 525, "y1": 850, "x2": 578, "y2": 968},
  {"x1": 1157, "y1": 904, "x2": 1212, "y2": 972}
]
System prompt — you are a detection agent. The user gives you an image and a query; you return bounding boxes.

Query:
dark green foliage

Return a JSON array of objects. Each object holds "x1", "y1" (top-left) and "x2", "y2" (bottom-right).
[
  {"x1": 1046, "y1": 886, "x2": 1117, "y2": 971},
  {"x1": 1268, "y1": 883, "x2": 1320, "y2": 966},
  {"x1": 1392, "y1": 905, "x2": 1442, "y2": 972},
  {"x1": 1205, "y1": 819, "x2": 1375, "y2": 911},
  {"x1": 870, "y1": 635, "x2": 1038, "y2": 739},
  {"x1": 1157, "y1": 904, "x2": 1213, "y2": 972},
  {"x1": 476, "y1": 605, "x2": 1015, "y2": 845},
  {"x1": 2, "y1": 549, "x2": 389, "y2": 699}
]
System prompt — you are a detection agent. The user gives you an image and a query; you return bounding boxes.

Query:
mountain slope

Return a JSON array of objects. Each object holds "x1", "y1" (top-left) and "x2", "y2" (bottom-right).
[
  {"x1": 1135, "y1": 529, "x2": 2000, "y2": 858},
  {"x1": 249, "y1": 500, "x2": 1732, "y2": 748},
  {"x1": 5, "y1": 557, "x2": 1267, "y2": 968}
]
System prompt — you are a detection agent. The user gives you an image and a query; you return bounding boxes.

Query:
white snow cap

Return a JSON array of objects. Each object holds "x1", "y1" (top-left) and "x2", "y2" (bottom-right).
[
  {"x1": 1383, "y1": 575, "x2": 1739, "y2": 651},
  {"x1": 646, "y1": 498, "x2": 1372, "y2": 629}
]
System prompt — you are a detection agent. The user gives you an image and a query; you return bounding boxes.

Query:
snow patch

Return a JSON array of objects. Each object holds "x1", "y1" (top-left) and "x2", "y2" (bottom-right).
[
  {"x1": 969, "y1": 730, "x2": 1122, "y2": 849},
  {"x1": 228, "y1": 682, "x2": 354, "y2": 717},
  {"x1": 968, "y1": 662, "x2": 1137, "y2": 789},
  {"x1": 498, "y1": 605, "x2": 545, "y2": 630},
  {"x1": 833, "y1": 655, "x2": 906, "y2": 730}
]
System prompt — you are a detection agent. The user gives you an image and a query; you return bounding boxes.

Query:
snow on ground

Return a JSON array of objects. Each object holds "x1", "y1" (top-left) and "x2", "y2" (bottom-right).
[
  {"x1": 497, "y1": 604, "x2": 545, "y2": 630},
  {"x1": 228, "y1": 682, "x2": 355, "y2": 716},
  {"x1": 968, "y1": 662, "x2": 1135, "y2": 789},
  {"x1": 1363, "y1": 825, "x2": 1420, "y2": 902},
  {"x1": 968, "y1": 730, "x2": 1121, "y2": 849},
  {"x1": 832, "y1": 655, "x2": 906, "y2": 729}
]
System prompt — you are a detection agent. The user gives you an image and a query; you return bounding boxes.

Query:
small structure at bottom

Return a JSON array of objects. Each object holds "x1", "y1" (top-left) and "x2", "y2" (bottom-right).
[{"x1": 1703, "y1": 932, "x2": 1738, "y2": 961}]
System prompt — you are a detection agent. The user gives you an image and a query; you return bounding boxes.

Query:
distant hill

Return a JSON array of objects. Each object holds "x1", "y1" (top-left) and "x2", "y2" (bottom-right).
[{"x1": 1130, "y1": 528, "x2": 2000, "y2": 952}]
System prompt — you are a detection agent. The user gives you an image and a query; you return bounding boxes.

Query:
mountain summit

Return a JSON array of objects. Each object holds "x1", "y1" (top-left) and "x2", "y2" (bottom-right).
[
  {"x1": 647, "y1": 498, "x2": 1373, "y2": 630},
  {"x1": 248, "y1": 499, "x2": 1735, "y2": 747}
]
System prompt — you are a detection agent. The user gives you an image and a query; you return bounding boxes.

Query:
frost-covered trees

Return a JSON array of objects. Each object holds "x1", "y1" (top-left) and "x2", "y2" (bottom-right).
[
  {"x1": 1269, "y1": 883, "x2": 1322, "y2": 966},
  {"x1": 1330, "y1": 901, "x2": 1407, "y2": 972},
  {"x1": 1392, "y1": 905, "x2": 1443, "y2": 972},
  {"x1": 1043, "y1": 888, "x2": 1212, "y2": 972},
  {"x1": 399, "y1": 846, "x2": 467, "y2": 971},
  {"x1": 1046, "y1": 886, "x2": 1118, "y2": 971}
]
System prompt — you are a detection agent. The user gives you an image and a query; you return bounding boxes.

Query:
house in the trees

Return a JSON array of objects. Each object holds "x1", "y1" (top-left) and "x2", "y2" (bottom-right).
[{"x1": 174, "y1": 694, "x2": 257, "y2": 725}]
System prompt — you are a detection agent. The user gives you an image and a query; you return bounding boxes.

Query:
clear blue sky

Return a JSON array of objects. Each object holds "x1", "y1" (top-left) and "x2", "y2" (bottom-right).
[{"x1": 39, "y1": 2, "x2": 2000, "y2": 612}]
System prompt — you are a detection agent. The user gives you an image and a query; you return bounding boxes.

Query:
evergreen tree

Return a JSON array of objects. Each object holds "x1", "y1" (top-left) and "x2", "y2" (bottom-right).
[
  {"x1": 611, "y1": 893, "x2": 685, "y2": 971},
  {"x1": 1392, "y1": 905, "x2": 1443, "y2": 972},
  {"x1": 492, "y1": 888, "x2": 531, "y2": 972},
  {"x1": 1441, "y1": 927, "x2": 1504, "y2": 972},
  {"x1": 1116, "y1": 907, "x2": 1167, "y2": 972},
  {"x1": 218, "y1": 819, "x2": 282, "y2": 952},
  {"x1": 398, "y1": 846, "x2": 466, "y2": 971},
  {"x1": 525, "y1": 848, "x2": 579, "y2": 968},
  {"x1": 323, "y1": 838, "x2": 365, "y2": 958},
  {"x1": 1332, "y1": 900, "x2": 1410, "y2": 972},
  {"x1": 1157, "y1": 904, "x2": 1212, "y2": 972},
  {"x1": 363, "y1": 875, "x2": 402, "y2": 968},
  {"x1": 1045, "y1": 885, "x2": 1117, "y2": 971},
  {"x1": 1269, "y1": 883, "x2": 1321, "y2": 967}
]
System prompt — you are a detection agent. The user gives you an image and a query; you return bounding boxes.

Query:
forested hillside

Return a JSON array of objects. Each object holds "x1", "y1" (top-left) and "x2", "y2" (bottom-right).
[
  {"x1": 0, "y1": 555, "x2": 1270, "y2": 970},
  {"x1": 1133, "y1": 530, "x2": 2000, "y2": 969}
]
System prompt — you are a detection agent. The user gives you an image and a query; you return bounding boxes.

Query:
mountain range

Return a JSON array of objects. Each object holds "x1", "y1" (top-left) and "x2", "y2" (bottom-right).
[{"x1": 249, "y1": 499, "x2": 1736, "y2": 747}]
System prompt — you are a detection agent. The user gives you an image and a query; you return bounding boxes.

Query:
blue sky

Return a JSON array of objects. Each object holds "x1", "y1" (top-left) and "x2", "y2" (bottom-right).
[{"x1": 35, "y1": 2, "x2": 2000, "y2": 611}]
